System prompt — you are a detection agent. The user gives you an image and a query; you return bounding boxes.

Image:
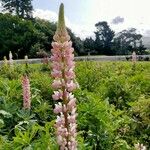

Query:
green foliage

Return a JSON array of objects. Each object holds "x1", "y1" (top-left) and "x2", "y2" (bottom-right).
[
  {"x1": 75, "y1": 61, "x2": 105, "y2": 92},
  {"x1": 0, "y1": 13, "x2": 37, "y2": 59},
  {"x1": 75, "y1": 61, "x2": 150, "y2": 148},
  {"x1": 113, "y1": 139, "x2": 131, "y2": 150},
  {"x1": 0, "y1": 13, "x2": 83, "y2": 59},
  {"x1": 83, "y1": 37, "x2": 96, "y2": 54},
  {"x1": 77, "y1": 91, "x2": 115, "y2": 149},
  {"x1": 129, "y1": 97, "x2": 150, "y2": 147},
  {"x1": 0, "y1": 62, "x2": 149, "y2": 149},
  {"x1": 94, "y1": 21, "x2": 115, "y2": 55}
]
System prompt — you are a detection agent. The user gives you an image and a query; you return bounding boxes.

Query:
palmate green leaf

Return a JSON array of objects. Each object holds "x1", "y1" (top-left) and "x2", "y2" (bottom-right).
[
  {"x1": 13, "y1": 123, "x2": 40, "y2": 147},
  {"x1": 31, "y1": 121, "x2": 58, "y2": 149},
  {"x1": 17, "y1": 109, "x2": 35, "y2": 121},
  {"x1": 15, "y1": 121, "x2": 30, "y2": 132},
  {"x1": 15, "y1": 120, "x2": 37, "y2": 133},
  {"x1": 0, "y1": 79, "x2": 22, "y2": 103},
  {"x1": 0, "y1": 119, "x2": 4, "y2": 128},
  {"x1": 113, "y1": 139, "x2": 131, "y2": 150},
  {"x1": 0, "y1": 135, "x2": 13, "y2": 150},
  {"x1": 23, "y1": 145, "x2": 33, "y2": 150},
  {"x1": 0, "y1": 110, "x2": 12, "y2": 118}
]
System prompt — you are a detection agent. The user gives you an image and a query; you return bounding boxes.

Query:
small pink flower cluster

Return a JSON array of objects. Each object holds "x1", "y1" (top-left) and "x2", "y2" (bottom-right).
[
  {"x1": 22, "y1": 75, "x2": 31, "y2": 109},
  {"x1": 51, "y1": 40, "x2": 78, "y2": 150}
]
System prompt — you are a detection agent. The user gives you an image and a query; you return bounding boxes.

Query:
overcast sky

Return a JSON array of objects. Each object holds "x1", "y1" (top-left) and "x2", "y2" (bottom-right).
[{"x1": 1, "y1": 0, "x2": 150, "y2": 38}]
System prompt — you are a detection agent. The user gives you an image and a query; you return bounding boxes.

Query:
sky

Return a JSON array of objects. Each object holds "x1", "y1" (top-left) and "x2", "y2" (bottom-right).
[{"x1": 1, "y1": 0, "x2": 150, "y2": 39}]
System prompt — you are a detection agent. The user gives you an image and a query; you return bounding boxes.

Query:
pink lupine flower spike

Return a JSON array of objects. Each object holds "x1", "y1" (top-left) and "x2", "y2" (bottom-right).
[
  {"x1": 22, "y1": 75, "x2": 31, "y2": 109},
  {"x1": 51, "y1": 3, "x2": 78, "y2": 150}
]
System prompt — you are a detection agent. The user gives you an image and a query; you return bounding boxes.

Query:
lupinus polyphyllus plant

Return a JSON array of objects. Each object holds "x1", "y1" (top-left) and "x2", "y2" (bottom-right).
[
  {"x1": 22, "y1": 74, "x2": 31, "y2": 109},
  {"x1": 9, "y1": 51, "x2": 13, "y2": 67},
  {"x1": 51, "y1": 3, "x2": 78, "y2": 150},
  {"x1": 22, "y1": 56, "x2": 31, "y2": 109},
  {"x1": 132, "y1": 51, "x2": 137, "y2": 63}
]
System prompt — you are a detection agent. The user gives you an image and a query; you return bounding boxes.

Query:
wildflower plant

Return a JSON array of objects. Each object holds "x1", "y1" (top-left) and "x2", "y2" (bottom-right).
[
  {"x1": 21, "y1": 55, "x2": 31, "y2": 110},
  {"x1": 51, "y1": 3, "x2": 78, "y2": 150},
  {"x1": 132, "y1": 51, "x2": 137, "y2": 63},
  {"x1": 9, "y1": 51, "x2": 13, "y2": 67},
  {"x1": 22, "y1": 74, "x2": 31, "y2": 109}
]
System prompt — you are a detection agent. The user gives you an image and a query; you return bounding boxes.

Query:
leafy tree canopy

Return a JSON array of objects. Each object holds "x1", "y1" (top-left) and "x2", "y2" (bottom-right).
[
  {"x1": 1, "y1": 0, "x2": 33, "y2": 19},
  {"x1": 0, "y1": 13, "x2": 82, "y2": 59}
]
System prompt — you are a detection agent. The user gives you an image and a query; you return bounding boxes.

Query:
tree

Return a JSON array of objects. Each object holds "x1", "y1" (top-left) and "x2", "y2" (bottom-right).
[
  {"x1": 1, "y1": 0, "x2": 33, "y2": 18},
  {"x1": 83, "y1": 37, "x2": 96, "y2": 55},
  {"x1": 137, "y1": 40, "x2": 146, "y2": 55},
  {"x1": 0, "y1": 13, "x2": 83, "y2": 59},
  {"x1": 94, "y1": 21, "x2": 115, "y2": 55},
  {"x1": 0, "y1": 13, "x2": 37, "y2": 59},
  {"x1": 0, "y1": 14, "x2": 58, "y2": 59},
  {"x1": 114, "y1": 28, "x2": 145, "y2": 55}
]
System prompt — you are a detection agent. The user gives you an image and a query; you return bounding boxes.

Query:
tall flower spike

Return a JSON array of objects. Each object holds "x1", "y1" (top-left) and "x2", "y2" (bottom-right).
[
  {"x1": 22, "y1": 75, "x2": 31, "y2": 109},
  {"x1": 51, "y1": 3, "x2": 78, "y2": 150}
]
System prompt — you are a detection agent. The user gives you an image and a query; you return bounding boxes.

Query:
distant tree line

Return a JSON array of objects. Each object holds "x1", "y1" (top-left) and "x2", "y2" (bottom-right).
[
  {"x1": 83, "y1": 22, "x2": 146, "y2": 55},
  {"x1": 0, "y1": 0, "x2": 83, "y2": 59},
  {"x1": 0, "y1": 0, "x2": 147, "y2": 59},
  {"x1": 0, "y1": 13, "x2": 82, "y2": 59}
]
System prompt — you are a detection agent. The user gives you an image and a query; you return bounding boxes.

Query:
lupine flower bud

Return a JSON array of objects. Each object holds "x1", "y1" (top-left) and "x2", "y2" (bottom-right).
[
  {"x1": 51, "y1": 3, "x2": 78, "y2": 150},
  {"x1": 25, "y1": 55, "x2": 28, "y2": 62},
  {"x1": 132, "y1": 51, "x2": 137, "y2": 63},
  {"x1": 22, "y1": 75, "x2": 31, "y2": 109},
  {"x1": 9, "y1": 51, "x2": 13, "y2": 67}
]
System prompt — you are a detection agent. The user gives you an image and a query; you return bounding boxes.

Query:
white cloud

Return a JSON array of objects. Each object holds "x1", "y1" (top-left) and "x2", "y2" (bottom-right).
[
  {"x1": 70, "y1": 0, "x2": 150, "y2": 38},
  {"x1": 0, "y1": 2, "x2": 2, "y2": 12},
  {"x1": 33, "y1": 9, "x2": 92, "y2": 39},
  {"x1": 2, "y1": 0, "x2": 150, "y2": 38},
  {"x1": 33, "y1": 9, "x2": 57, "y2": 22},
  {"x1": 88, "y1": 0, "x2": 150, "y2": 36}
]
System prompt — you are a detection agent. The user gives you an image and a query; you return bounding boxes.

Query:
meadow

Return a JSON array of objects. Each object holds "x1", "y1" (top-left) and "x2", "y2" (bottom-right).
[{"x1": 0, "y1": 61, "x2": 149, "y2": 150}]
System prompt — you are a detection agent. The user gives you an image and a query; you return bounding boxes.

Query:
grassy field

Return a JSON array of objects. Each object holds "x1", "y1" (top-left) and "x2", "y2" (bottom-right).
[{"x1": 0, "y1": 61, "x2": 150, "y2": 149}]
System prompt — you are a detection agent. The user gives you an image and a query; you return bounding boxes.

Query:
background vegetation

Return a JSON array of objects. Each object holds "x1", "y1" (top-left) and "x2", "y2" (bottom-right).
[
  {"x1": 0, "y1": 0, "x2": 148, "y2": 59},
  {"x1": 0, "y1": 61, "x2": 149, "y2": 149}
]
